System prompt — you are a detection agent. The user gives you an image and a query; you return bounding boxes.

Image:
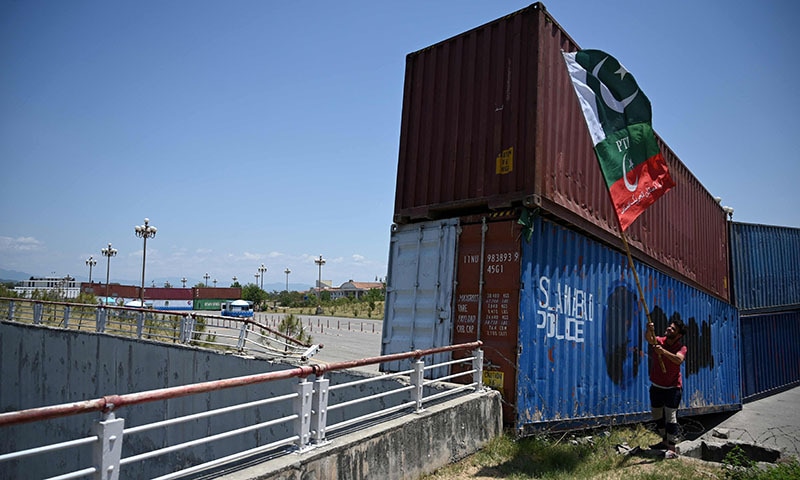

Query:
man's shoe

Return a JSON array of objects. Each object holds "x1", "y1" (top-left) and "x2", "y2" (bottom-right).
[{"x1": 649, "y1": 441, "x2": 669, "y2": 450}]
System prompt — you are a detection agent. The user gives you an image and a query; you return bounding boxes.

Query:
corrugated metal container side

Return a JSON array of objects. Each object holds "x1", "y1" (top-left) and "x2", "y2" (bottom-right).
[
  {"x1": 393, "y1": 2, "x2": 730, "y2": 302},
  {"x1": 517, "y1": 215, "x2": 740, "y2": 433},
  {"x1": 380, "y1": 219, "x2": 459, "y2": 375},
  {"x1": 729, "y1": 222, "x2": 800, "y2": 312},
  {"x1": 80, "y1": 283, "x2": 139, "y2": 299},
  {"x1": 193, "y1": 287, "x2": 242, "y2": 300},
  {"x1": 741, "y1": 309, "x2": 800, "y2": 401},
  {"x1": 193, "y1": 298, "x2": 225, "y2": 311},
  {"x1": 145, "y1": 288, "x2": 194, "y2": 300}
]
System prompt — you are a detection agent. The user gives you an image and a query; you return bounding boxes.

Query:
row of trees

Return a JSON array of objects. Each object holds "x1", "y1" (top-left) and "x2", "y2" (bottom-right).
[{"x1": 238, "y1": 284, "x2": 385, "y2": 313}]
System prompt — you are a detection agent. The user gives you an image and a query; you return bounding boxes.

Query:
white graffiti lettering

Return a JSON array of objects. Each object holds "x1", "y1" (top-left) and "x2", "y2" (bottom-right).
[{"x1": 535, "y1": 275, "x2": 593, "y2": 343}]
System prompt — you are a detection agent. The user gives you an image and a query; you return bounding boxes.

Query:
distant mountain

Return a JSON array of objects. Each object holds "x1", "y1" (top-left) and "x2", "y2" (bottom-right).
[{"x1": 0, "y1": 268, "x2": 32, "y2": 282}]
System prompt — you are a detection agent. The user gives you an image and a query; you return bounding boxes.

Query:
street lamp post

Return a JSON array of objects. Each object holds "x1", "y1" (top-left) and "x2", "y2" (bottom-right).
[
  {"x1": 314, "y1": 255, "x2": 326, "y2": 304},
  {"x1": 101, "y1": 243, "x2": 117, "y2": 301},
  {"x1": 181, "y1": 277, "x2": 187, "y2": 288},
  {"x1": 203, "y1": 273, "x2": 210, "y2": 288},
  {"x1": 254, "y1": 272, "x2": 259, "y2": 287},
  {"x1": 85, "y1": 256, "x2": 96, "y2": 283},
  {"x1": 134, "y1": 218, "x2": 157, "y2": 307},
  {"x1": 213, "y1": 279, "x2": 217, "y2": 288},
  {"x1": 232, "y1": 276, "x2": 238, "y2": 286},
  {"x1": 284, "y1": 268, "x2": 291, "y2": 292},
  {"x1": 258, "y1": 264, "x2": 267, "y2": 291}
]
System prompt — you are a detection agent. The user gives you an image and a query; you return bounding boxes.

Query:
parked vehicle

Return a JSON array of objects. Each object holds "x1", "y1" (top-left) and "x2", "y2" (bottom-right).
[{"x1": 221, "y1": 299, "x2": 254, "y2": 318}]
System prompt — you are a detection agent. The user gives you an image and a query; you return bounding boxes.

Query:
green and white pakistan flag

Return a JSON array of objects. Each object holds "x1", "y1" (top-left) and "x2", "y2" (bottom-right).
[{"x1": 562, "y1": 49, "x2": 675, "y2": 231}]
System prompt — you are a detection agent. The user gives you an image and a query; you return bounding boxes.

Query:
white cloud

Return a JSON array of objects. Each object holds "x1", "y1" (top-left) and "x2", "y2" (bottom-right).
[{"x1": 0, "y1": 236, "x2": 44, "y2": 252}]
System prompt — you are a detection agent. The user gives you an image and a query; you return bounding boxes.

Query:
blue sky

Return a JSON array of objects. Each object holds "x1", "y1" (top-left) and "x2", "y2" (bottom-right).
[{"x1": 2, "y1": 1, "x2": 799, "y2": 288}]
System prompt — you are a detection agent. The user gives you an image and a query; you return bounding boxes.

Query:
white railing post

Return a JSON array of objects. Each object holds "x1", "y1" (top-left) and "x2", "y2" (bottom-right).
[
  {"x1": 236, "y1": 323, "x2": 248, "y2": 350},
  {"x1": 92, "y1": 412, "x2": 125, "y2": 480},
  {"x1": 33, "y1": 302, "x2": 43, "y2": 325},
  {"x1": 136, "y1": 312, "x2": 145, "y2": 338},
  {"x1": 311, "y1": 376, "x2": 330, "y2": 445},
  {"x1": 7, "y1": 300, "x2": 15, "y2": 321},
  {"x1": 63, "y1": 305, "x2": 71, "y2": 329},
  {"x1": 472, "y1": 348, "x2": 484, "y2": 391},
  {"x1": 180, "y1": 314, "x2": 194, "y2": 344},
  {"x1": 412, "y1": 359, "x2": 425, "y2": 412},
  {"x1": 294, "y1": 378, "x2": 313, "y2": 451},
  {"x1": 96, "y1": 307, "x2": 106, "y2": 332}
]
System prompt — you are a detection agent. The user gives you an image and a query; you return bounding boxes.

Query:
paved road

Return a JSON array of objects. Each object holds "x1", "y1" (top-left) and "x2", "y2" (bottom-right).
[
  {"x1": 254, "y1": 313, "x2": 384, "y2": 373},
  {"x1": 684, "y1": 386, "x2": 800, "y2": 461}
]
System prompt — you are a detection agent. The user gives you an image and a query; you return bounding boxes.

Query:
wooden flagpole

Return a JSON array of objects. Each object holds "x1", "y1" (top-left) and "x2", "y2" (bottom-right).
[{"x1": 620, "y1": 230, "x2": 666, "y2": 373}]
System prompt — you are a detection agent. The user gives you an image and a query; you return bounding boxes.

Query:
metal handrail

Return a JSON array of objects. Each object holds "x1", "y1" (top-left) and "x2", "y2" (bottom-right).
[
  {"x1": 0, "y1": 296, "x2": 485, "y2": 479},
  {"x1": 0, "y1": 296, "x2": 315, "y2": 359},
  {"x1": 0, "y1": 340, "x2": 484, "y2": 479}
]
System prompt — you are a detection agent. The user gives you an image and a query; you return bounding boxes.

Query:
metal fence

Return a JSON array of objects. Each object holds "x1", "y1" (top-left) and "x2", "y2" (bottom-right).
[
  {"x1": 0, "y1": 297, "x2": 486, "y2": 479},
  {"x1": 0, "y1": 297, "x2": 320, "y2": 360}
]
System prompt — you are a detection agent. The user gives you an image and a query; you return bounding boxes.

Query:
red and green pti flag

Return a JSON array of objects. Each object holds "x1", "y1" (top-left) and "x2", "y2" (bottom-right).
[{"x1": 562, "y1": 49, "x2": 675, "y2": 231}]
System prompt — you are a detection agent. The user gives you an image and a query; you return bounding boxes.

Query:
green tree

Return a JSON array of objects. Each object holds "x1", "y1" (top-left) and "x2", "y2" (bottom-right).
[
  {"x1": 277, "y1": 314, "x2": 313, "y2": 346},
  {"x1": 0, "y1": 283, "x2": 18, "y2": 298},
  {"x1": 241, "y1": 283, "x2": 268, "y2": 309}
]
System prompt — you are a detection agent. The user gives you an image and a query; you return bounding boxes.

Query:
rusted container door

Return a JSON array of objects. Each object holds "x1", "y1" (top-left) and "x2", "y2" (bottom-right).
[{"x1": 453, "y1": 215, "x2": 521, "y2": 422}]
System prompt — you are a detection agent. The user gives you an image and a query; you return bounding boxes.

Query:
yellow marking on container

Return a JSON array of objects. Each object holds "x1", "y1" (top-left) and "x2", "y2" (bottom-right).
[{"x1": 496, "y1": 147, "x2": 514, "y2": 174}]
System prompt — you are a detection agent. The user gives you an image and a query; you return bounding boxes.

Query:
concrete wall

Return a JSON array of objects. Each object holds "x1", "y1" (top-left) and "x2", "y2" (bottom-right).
[
  {"x1": 219, "y1": 391, "x2": 503, "y2": 480},
  {"x1": 0, "y1": 321, "x2": 501, "y2": 479}
]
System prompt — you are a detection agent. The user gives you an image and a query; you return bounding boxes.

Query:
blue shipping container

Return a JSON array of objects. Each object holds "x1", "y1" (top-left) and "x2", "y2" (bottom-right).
[
  {"x1": 517, "y1": 216, "x2": 741, "y2": 432},
  {"x1": 729, "y1": 222, "x2": 800, "y2": 313},
  {"x1": 741, "y1": 309, "x2": 800, "y2": 401}
]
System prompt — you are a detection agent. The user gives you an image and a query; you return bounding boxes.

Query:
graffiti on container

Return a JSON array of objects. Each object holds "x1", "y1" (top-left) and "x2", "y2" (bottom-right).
[
  {"x1": 535, "y1": 275, "x2": 594, "y2": 343},
  {"x1": 602, "y1": 282, "x2": 715, "y2": 390}
]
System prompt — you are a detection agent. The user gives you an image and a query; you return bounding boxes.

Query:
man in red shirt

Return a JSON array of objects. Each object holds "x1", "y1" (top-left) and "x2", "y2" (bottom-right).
[{"x1": 645, "y1": 318, "x2": 688, "y2": 453}]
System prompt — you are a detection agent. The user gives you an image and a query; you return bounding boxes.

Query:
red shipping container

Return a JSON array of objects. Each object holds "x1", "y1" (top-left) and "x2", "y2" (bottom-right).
[{"x1": 393, "y1": 3, "x2": 729, "y2": 301}]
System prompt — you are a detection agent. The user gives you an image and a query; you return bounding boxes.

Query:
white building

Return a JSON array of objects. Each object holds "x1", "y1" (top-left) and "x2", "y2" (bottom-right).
[
  {"x1": 328, "y1": 281, "x2": 385, "y2": 300},
  {"x1": 13, "y1": 276, "x2": 81, "y2": 299}
]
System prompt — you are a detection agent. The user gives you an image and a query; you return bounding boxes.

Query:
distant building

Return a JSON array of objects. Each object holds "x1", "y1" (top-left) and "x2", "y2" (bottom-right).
[
  {"x1": 329, "y1": 280, "x2": 385, "y2": 300},
  {"x1": 14, "y1": 276, "x2": 80, "y2": 299}
]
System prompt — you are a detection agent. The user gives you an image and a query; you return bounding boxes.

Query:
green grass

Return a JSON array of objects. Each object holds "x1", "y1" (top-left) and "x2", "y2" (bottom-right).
[
  {"x1": 283, "y1": 301, "x2": 385, "y2": 320},
  {"x1": 420, "y1": 424, "x2": 800, "y2": 480}
]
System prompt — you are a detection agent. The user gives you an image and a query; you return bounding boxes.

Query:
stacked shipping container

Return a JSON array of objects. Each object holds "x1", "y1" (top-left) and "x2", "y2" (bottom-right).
[
  {"x1": 381, "y1": 214, "x2": 741, "y2": 430},
  {"x1": 730, "y1": 222, "x2": 800, "y2": 400},
  {"x1": 382, "y1": 2, "x2": 744, "y2": 429},
  {"x1": 393, "y1": 3, "x2": 730, "y2": 302},
  {"x1": 78, "y1": 284, "x2": 243, "y2": 312}
]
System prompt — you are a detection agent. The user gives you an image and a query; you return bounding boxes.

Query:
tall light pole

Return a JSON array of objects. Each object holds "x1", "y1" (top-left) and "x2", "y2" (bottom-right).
[
  {"x1": 101, "y1": 243, "x2": 117, "y2": 301},
  {"x1": 213, "y1": 279, "x2": 217, "y2": 288},
  {"x1": 258, "y1": 263, "x2": 267, "y2": 291},
  {"x1": 203, "y1": 273, "x2": 210, "y2": 287},
  {"x1": 181, "y1": 277, "x2": 187, "y2": 288},
  {"x1": 134, "y1": 218, "x2": 157, "y2": 307},
  {"x1": 232, "y1": 276, "x2": 238, "y2": 286},
  {"x1": 85, "y1": 256, "x2": 96, "y2": 283},
  {"x1": 254, "y1": 272, "x2": 259, "y2": 287},
  {"x1": 284, "y1": 267, "x2": 291, "y2": 292},
  {"x1": 314, "y1": 254, "x2": 326, "y2": 304}
]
